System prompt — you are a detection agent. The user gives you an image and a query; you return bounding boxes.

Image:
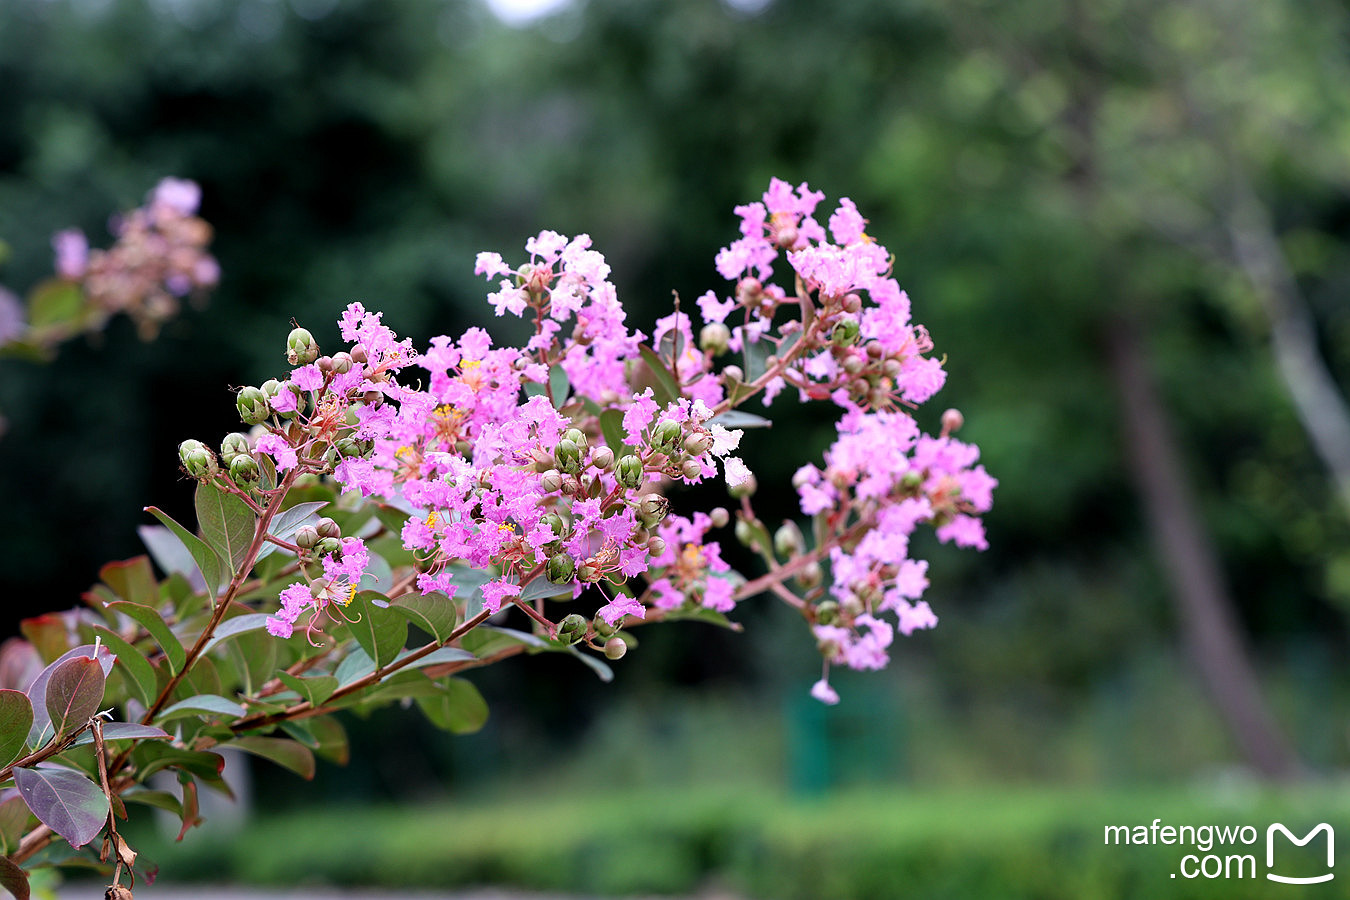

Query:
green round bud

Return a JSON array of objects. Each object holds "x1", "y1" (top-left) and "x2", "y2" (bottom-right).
[
  {"x1": 546, "y1": 554, "x2": 576, "y2": 584},
  {"x1": 334, "y1": 436, "x2": 363, "y2": 459},
  {"x1": 229, "y1": 454, "x2": 260, "y2": 483},
  {"x1": 286, "y1": 326, "x2": 319, "y2": 366},
  {"x1": 220, "y1": 432, "x2": 250, "y2": 465},
  {"x1": 774, "y1": 521, "x2": 805, "y2": 559},
  {"x1": 900, "y1": 470, "x2": 924, "y2": 494},
  {"x1": 616, "y1": 455, "x2": 644, "y2": 490},
  {"x1": 604, "y1": 636, "x2": 628, "y2": 660},
  {"x1": 260, "y1": 379, "x2": 282, "y2": 397},
  {"x1": 556, "y1": 613, "x2": 589, "y2": 646},
  {"x1": 577, "y1": 560, "x2": 603, "y2": 583},
  {"x1": 592, "y1": 614, "x2": 619, "y2": 638},
  {"x1": 815, "y1": 599, "x2": 840, "y2": 626},
  {"x1": 294, "y1": 525, "x2": 320, "y2": 550},
  {"x1": 178, "y1": 439, "x2": 218, "y2": 480},
  {"x1": 554, "y1": 439, "x2": 581, "y2": 475},
  {"x1": 709, "y1": 507, "x2": 730, "y2": 529},
  {"x1": 563, "y1": 428, "x2": 585, "y2": 446},
  {"x1": 680, "y1": 459, "x2": 703, "y2": 480},
  {"x1": 315, "y1": 536, "x2": 343, "y2": 557},
  {"x1": 651, "y1": 420, "x2": 683, "y2": 454},
  {"x1": 237, "y1": 386, "x2": 270, "y2": 425},
  {"x1": 831, "y1": 316, "x2": 861, "y2": 347},
  {"x1": 316, "y1": 517, "x2": 341, "y2": 539},
  {"x1": 539, "y1": 512, "x2": 567, "y2": 541},
  {"x1": 734, "y1": 519, "x2": 757, "y2": 549},
  {"x1": 699, "y1": 322, "x2": 731, "y2": 356}
]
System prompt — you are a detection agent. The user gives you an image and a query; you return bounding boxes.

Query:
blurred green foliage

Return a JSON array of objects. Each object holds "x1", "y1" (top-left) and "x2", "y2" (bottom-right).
[{"x1": 2, "y1": 0, "x2": 1350, "y2": 789}]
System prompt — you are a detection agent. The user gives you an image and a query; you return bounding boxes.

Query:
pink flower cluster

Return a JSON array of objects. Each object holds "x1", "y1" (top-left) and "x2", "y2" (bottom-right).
[
  {"x1": 54, "y1": 177, "x2": 219, "y2": 339},
  {"x1": 225, "y1": 179, "x2": 992, "y2": 701}
]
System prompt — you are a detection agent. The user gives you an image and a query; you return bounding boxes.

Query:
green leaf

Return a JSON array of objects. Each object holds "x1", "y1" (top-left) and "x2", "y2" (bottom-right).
[
  {"x1": 255, "y1": 501, "x2": 328, "y2": 563},
  {"x1": 107, "y1": 601, "x2": 185, "y2": 676},
  {"x1": 225, "y1": 736, "x2": 315, "y2": 780},
  {"x1": 389, "y1": 645, "x2": 475, "y2": 673},
  {"x1": 548, "y1": 364, "x2": 570, "y2": 408},
  {"x1": 334, "y1": 647, "x2": 374, "y2": 688},
  {"x1": 137, "y1": 525, "x2": 200, "y2": 584},
  {"x1": 346, "y1": 592, "x2": 406, "y2": 669},
  {"x1": 0, "y1": 692, "x2": 32, "y2": 768},
  {"x1": 519, "y1": 579, "x2": 573, "y2": 602},
  {"x1": 567, "y1": 647, "x2": 614, "y2": 683},
  {"x1": 222, "y1": 628, "x2": 278, "y2": 696},
  {"x1": 201, "y1": 613, "x2": 272, "y2": 654},
  {"x1": 275, "y1": 672, "x2": 338, "y2": 708},
  {"x1": 0, "y1": 854, "x2": 28, "y2": 900},
  {"x1": 599, "y1": 408, "x2": 630, "y2": 453},
  {"x1": 0, "y1": 796, "x2": 32, "y2": 858},
  {"x1": 70, "y1": 722, "x2": 169, "y2": 747},
  {"x1": 132, "y1": 742, "x2": 224, "y2": 780},
  {"x1": 26, "y1": 279, "x2": 83, "y2": 329},
  {"x1": 99, "y1": 556, "x2": 157, "y2": 606},
  {"x1": 415, "y1": 678, "x2": 488, "y2": 734},
  {"x1": 306, "y1": 715, "x2": 349, "y2": 765},
  {"x1": 156, "y1": 694, "x2": 246, "y2": 722},
  {"x1": 707, "y1": 410, "x2": 773, "y2": 429},
  {"x1": 145, "y1": 506, "x2": 223, "y2": 598},
  {"x1": 388, "y1": 591, "x2": 458, "y2": 643},
  {"x1": 43, "y1": 657, "x2": 105, "y2": 739},
  {"x1": 195, "y1": 482, "x2": 257, "y2": 572},
  {"x1": 90, "y1": 628, "x2": 157, "y2": 708},
  {"x1": 121, "y1": 788, "x2": 182, "y2": 818},
  {"x1": 13, "y1": 767, "x2": 107, "y2": 848},
  {"x1": 638, "y1": 343, "x2": 681, "y2": 406}
]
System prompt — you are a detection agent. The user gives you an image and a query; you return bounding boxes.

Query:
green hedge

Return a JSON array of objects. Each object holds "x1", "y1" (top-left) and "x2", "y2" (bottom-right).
[{"x1": 130, "y1": 784, "x2": 1350, "y2": 899}]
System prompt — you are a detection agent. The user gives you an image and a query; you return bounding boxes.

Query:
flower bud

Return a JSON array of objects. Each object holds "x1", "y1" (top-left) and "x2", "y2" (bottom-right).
[
  {"x1": 774, "y1": 521, "x2": 806, "y2": 558},
  {"x1": 646, "y1": 535, "x2": 667, "y2": 556},
  {"x1": 831, "y1": 317, "x2": 860, "y2": 347},
  {"x1": 563, "y1": 428, "x2": 585, "y2": 446},
  {"x1": 577, "y1": 560, "x2": 603, "y2": 583},
  {"x1": 229, "y1": 454, "x2": 260, "y2": 483},
  {"x1": 539, "y1": 512, "x2": 567, "y2": 541},
  {"x1": 616, "y1": 455, "x2": 644, "y2": 490},
  {"x1": 842, "y1": 355, "x2": 865, "y2": 376},
  {"x1": 556, "y1": 613, "x2": 588, "y2": 645},
  {"x1": 317, "y1": 355, "x2": 334, "y2": 374},
  {"x1": 814, "y1": 599, "x2": 840, "y2": 626},
  {"x1": 237, "y1": 386, "x2": 270, "y2": 425},
  {"x1": 900, "y1": 470, "x2": 923, "y2": 493},
  {"x1": 882, "y1": 357, "x2": 902, "y2": 379},
  {"x1": 540, "y1": 469, "x2": 564, "y2": 494},
  {"x1": 683, "y1": 431, "x2": 712, "y2": 456},
  {"x1": 795, "y1": 561, "x2": 824, "y2": 589},
  {"x1": 315, "y1": 536, "x2": 342, "y2": 557},
  {"x1": 546, "y1": 553, "x2": 576, "y2": 584},
  {"x1": 350, "y1": 343, "x2": 369, "y2": 364},
  {"x1": 220, "y1": 432, "x2": 250, "y2": 465},
  {"x1": 295, "y1": 525, "x2": 320, "y2": 550},
  {"x1": 178, "y1": 439, "x2": 218, "y2": 480},
  {"x1": 710, "y1": 507, "x2": 730, "y2": 529},
  {"x1": 736, "y1": 277, "x2": 764, "y2": 307},
  {"x1": 331, "y1": 351, "x2": 354, "y2": 375},
  {"x1": 941, "y1": 407, "x2": 965, "y2": 436},
  {"x1": 722, "y1": 365, "x2": 744, "y2": 384},
  {"x1": 843, "y1": 292, "x2": 863, "y2": 314},
  {"x1": 728, "y1": 471, "x2": 758, "y2": 498},
  {"x1": 593, "y1": 615, "x2": 620, "y2": 638},
  {"x1": 651, "y1": 420, "x2": 683, "y2": 454},
  {"x1": 680, "y1": 459, "x2": 703, "y2": 480},
  {"x1": 734, "y1": 519, "x2": 757, "y2": 549},
  {"x1": 604, "y1": 636, "x2": 628, "y2": 660},
  {"x1": 554, "y1": 439, "x2": 582, "y2": 474},
  {"x1": 590, "y1": 445, "x2": 615, "y2": 471},
  {"x1": 316, "y1": 517, "x2": 341, "y2": 539},
  {"x1": 638, "y1": 493, "x2": 670, "y2": 529},
  {"x1": 699, "y1": 322, "x2": 731, "y2": 356},
  {"x1": 286, "y1": 326, "x2": 319, "y2": 366}
]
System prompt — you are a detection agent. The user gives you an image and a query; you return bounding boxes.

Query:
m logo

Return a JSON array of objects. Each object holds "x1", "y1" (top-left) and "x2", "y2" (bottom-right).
[{"x1": 1266, "y1": 823, "x2": 1334, "y2": 884}]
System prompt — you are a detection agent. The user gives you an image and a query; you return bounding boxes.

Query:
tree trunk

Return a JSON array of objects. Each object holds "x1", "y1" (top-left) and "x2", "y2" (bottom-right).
[{"x1": 1106, "y1": 316, "x2": 1301, "y2": 779}]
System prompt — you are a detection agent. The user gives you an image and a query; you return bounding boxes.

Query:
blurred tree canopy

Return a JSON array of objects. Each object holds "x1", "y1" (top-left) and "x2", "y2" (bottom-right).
[{"x1": 2, "y1": 0, "x2": 1349, "y2": 782}]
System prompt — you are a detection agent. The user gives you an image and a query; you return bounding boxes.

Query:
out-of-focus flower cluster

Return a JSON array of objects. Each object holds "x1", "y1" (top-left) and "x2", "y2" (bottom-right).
[
  {"x1": 54, "y1": 177, "x2": 219, "y2": 339},
  {"x1": 187, "y1": 179, "x2": 994, "y2": 701}
]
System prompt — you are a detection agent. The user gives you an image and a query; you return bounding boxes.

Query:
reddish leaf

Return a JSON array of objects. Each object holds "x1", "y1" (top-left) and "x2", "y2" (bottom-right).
[
  {"x1": 98, "y1": 557, "x2": 157, "y2": 607},
  {"x1": 0, "y1": 693, "x2": 31, "y2": 770},
  {"x1": 43, "y1": 657, "x2": 105, "y2": 739},
  {"x1": 17, "y1": 616, "x2": 70, "y2": 665},
  {"x1": 25, "y1": 645, "x2": 115, "y2": 748},
  {"x1": 0, "y1": 854, "x2": 28, "y2": 900},
  {"x1": 13, "y1": 767, "x2": 107, "y2": 848}
]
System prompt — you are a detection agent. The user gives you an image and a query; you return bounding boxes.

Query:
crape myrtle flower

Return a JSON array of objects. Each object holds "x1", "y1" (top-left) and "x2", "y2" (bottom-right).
[{"x1": 237, "y1": 181, "x2": 992, "y2": 704}]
